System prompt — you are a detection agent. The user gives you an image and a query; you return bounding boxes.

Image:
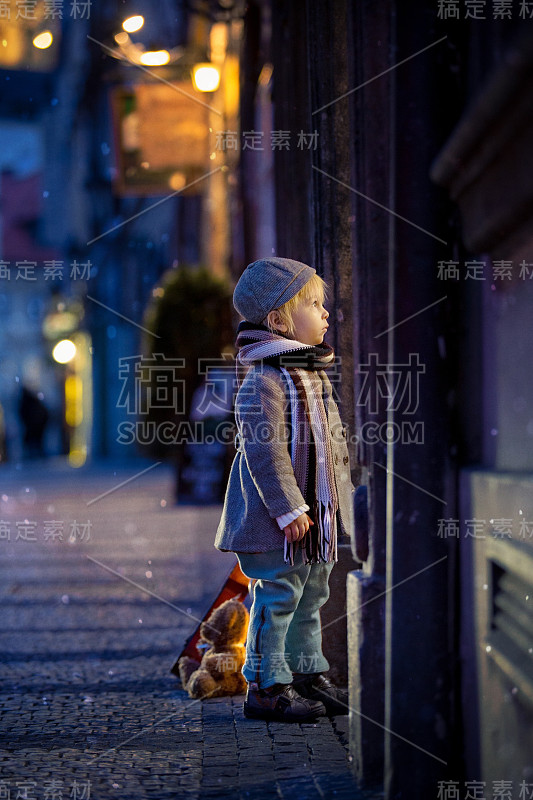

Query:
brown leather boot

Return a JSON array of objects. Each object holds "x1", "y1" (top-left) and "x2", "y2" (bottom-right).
[{"x1": 243, "y1": 682, "x2": 326, "y2": 722}]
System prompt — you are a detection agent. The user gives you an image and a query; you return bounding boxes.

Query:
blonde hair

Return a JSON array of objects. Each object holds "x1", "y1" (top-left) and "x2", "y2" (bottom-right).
[{"x1": 264, "y1": 273, "x2": 328, "y2": 338}]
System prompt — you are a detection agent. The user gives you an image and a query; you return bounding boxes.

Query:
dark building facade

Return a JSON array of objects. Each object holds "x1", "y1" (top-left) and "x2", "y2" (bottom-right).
[{"x1": 237, "y1": 1, "x2": 533, "y2": 796}]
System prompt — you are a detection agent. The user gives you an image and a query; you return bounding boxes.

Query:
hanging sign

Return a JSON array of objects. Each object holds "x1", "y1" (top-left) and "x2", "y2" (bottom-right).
[{"x1": 111, "y1": 82, "x2": 210, "y2": 196}]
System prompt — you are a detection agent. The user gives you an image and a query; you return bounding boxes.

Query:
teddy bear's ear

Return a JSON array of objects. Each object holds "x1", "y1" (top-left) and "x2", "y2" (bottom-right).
[{"x1": 200, "y1": 619, "x2": 217, "y2": 640}]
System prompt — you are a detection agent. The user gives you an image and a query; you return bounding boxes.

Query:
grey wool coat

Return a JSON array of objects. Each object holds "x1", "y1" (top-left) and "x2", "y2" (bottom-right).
[{"x1": 215, "y1": 363, "x2": 355, "y2": 554}]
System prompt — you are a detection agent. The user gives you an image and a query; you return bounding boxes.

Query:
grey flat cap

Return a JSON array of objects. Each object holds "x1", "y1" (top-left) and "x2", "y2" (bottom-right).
[{"x1": 233, "y1": 257, "x2": 316, "y2": 323}]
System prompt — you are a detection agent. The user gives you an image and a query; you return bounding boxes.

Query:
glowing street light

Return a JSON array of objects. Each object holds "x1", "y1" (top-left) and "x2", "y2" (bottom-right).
[
  {"x1": 33, "y1": 31, "x2": 53, "y2": 50},
  {"x1": 122, "y1": 15, "x2": 144, "y2": 33},
  {"x1": 139, "y1": 49, "x2": 170, "y2": 66},
  {"x1": 192, "y1": 63, "x2": 220, "y2": 92},
  {"x1": 52, "y1": 339, "x2": 77, "y2": 364}
]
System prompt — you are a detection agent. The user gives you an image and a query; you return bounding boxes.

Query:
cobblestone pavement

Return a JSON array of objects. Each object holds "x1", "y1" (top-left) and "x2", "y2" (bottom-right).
[{"x1": 0, "y1": 460, "x2": 384, "y2": 800}]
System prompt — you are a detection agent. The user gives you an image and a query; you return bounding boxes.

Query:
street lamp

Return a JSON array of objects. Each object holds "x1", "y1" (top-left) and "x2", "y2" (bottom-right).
[
  {"x1": 139, "y1": 49, "x2": 170, "y2": 66},
  {"x1": 122, "y1": 15, "x2": 144, "y2": 33},
  {"x1": 191, "y1": 63, "x2": 220, "y2": 92},
  {"x1": 52, "y1": 339, "x2": 77, "y2": 364},
  {"x1": 108, "y1": 28, "x2": 182, "y2": 66},
  {"x1": 32, "y1": 31, "x2": 53, "y2": 50}
]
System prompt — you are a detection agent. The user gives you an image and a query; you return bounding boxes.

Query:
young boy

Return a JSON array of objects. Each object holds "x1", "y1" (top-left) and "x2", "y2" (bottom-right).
[{"x1": 215, "y1": 257, "x2": 354, "y2": 723}]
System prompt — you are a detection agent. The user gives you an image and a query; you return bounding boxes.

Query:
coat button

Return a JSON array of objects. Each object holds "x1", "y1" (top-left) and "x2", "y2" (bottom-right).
[{"x1": 343, "y1": 456, "x2": 349, "y2": 465}]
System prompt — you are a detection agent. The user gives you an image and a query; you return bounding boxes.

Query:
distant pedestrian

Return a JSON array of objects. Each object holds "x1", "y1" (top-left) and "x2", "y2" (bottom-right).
[
  {"x1": 215, "y1": 258, "x2": 354, "y2": 722},
  {"x1": 19, "y1": 385, "x2": 49, "y2": 459}
]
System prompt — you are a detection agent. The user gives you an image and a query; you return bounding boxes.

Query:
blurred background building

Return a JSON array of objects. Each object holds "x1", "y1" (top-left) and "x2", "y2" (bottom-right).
[
  {"x1": 1, "y1": 0, "x2": 533, "y2": 797},
  {"x1": 0, "y1": 0, "x2": 242, "y2": 465}
]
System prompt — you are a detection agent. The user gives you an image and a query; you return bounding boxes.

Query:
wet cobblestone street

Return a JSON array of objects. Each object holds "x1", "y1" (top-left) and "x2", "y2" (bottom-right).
[{"x1": 0, "y1": 461, "x2": 384, "y2": 800}]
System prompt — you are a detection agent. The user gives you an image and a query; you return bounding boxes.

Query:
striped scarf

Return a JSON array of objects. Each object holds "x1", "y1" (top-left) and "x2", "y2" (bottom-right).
[{"x1": 236, "y1": 323, "x2": 339, "y2": 565}]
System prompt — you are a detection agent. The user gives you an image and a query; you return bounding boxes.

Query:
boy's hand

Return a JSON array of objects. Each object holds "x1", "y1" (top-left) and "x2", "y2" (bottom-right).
[{"x1": 283, "y1": 513, "x2": 314, "y2": 543}]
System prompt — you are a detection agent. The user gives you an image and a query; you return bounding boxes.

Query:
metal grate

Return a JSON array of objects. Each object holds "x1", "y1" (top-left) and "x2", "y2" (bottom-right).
[{"x1": 486, "y1": 538, "x2": 533, "y2": 706}]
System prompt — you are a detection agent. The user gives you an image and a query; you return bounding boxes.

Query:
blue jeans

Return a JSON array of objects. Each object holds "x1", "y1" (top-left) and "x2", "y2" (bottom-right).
[{"x1": 236, "y1": 549, "x2": 334, "y2": 689}]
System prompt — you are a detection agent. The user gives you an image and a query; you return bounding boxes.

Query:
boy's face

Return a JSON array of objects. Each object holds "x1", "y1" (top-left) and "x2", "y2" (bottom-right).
[{"x1": 290, "y1": 293, "x2": 329, "y2": 345}]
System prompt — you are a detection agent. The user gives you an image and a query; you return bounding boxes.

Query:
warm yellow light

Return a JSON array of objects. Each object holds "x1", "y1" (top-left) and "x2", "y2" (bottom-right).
[
  {"x1": 192, "y1": 64, "x2": 220, "y2": 92},
  {"x1": 122, "y1": 15, "x2": 144, "y2": 33},
  {"x1": 65, "y1": 375, "x2": 83, "y2": 427},
  {"x1": 209, "y1": 23, "x2": 227, "y2": 64},
  {"x1": 139, "y1": 50, "x2": 170, "y2": 66},
  {"x1": 33, "y1": 31, "x2": 53, "y2": 50},
  {"x1": 114, "y1": 31, "x2": 129, "y2": 46},
  {"x1": 52, "y1": 339, "x2": 77, "y2": 364},
  {"x1": 169, "y1": 172, "x2": 186, "y2": 192},
  {"x1": 69, "y1": 449, "x2": 87, "y2": 468}
]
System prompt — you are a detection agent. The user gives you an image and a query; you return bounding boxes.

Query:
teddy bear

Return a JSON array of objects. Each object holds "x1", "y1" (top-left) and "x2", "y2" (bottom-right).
[{"x1": 178, "y1": 597, "x2": 249, "y2": 699}]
